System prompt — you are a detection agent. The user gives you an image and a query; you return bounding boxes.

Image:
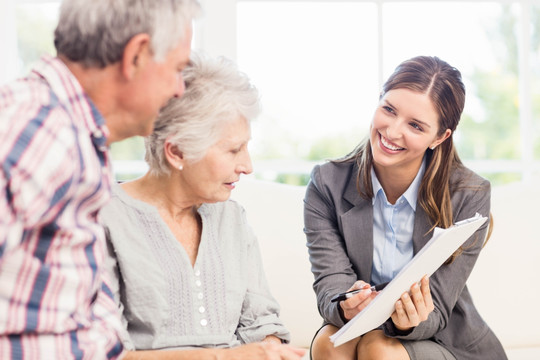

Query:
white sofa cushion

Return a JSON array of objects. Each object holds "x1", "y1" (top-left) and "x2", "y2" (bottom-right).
[{"x1": 231, "y1": 179, "x2": 322, "y2": 348}]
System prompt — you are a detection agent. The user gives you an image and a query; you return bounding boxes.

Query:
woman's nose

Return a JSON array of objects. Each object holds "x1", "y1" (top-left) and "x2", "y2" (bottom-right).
[
  {"x1": 238, "y1": 150, "x2": 253, "y2": 175},
  {"x1": 385, "y1": 120, "x2": 403, "y2": 140}
]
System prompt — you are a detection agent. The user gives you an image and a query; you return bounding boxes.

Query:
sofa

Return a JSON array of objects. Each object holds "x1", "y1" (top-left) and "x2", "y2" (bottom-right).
[{"x1": 230, "y1": 178, "x2": 540, "y2": 359}]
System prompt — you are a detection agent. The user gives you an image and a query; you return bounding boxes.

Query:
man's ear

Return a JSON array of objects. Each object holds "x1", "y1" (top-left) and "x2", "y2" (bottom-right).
[{"x1": 121, "y1": 33, "x2": 152, "y2": 80}]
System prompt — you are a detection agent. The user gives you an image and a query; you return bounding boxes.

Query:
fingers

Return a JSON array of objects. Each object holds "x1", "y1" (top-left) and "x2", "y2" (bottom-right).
[
  {"x1": 412, "y1": 276, "x2": 434, "y2": 319},
  {"x1": 264, "y1": 342, "x2": 306, "y2": 360},
  {"x1": 349, "y1": 280, "x2": 370, "y2": 292},
  {"x1": 402, "y1": 292, "x2": 421, "y2": 324},
  {"x1": 279, "y1": 345, "x2": 306, "y2": 359},
  {"x1": 391, "y1": 276, "x2": 434, "y2": 331},
  {"x1": 340, "y1": 287, "x2": 376, "y2": 320},
  {"x1": 420, "y1": 276, "x2": 434, "y2": 312},
  {"x1": 391, "y1": 299, "x2": 408, "y2": 330}
]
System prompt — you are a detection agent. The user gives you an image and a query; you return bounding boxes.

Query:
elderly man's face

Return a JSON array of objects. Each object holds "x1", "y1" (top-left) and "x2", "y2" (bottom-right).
[{"x1": 122, "y1": 25, "x2": 193, "y2": 138}]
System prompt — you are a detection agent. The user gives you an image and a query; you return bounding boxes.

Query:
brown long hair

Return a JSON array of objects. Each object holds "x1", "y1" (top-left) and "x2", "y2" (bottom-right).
[{"x1": 339, "y1": 56, "x2": 467, "y2": 231}]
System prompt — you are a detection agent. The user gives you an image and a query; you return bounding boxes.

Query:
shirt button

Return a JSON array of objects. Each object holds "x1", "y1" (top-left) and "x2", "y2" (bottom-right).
[
  {"x1": 200, "y1": 319, "x2": 208, "y2": 326},
  {"x1": 199, "y1": 306, "x2": 205, "y2": 313},
  {"x1": 195, "y1": 269, "x2": 201, "y2": 276},
  {"x1": 197, "y1": 292, "x2": 204, "y2": 300},
  {"x1": 195, "y1": 280, "x2": 202, "y2": 287}
]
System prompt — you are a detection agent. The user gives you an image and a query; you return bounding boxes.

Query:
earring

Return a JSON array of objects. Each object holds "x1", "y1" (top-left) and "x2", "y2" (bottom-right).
[
  {"x1": 430, "y1": 145, "x2": 436, "y2": 150},
  {"x1": 178, "y1": 165, "x2": 183, "y2": 171}
]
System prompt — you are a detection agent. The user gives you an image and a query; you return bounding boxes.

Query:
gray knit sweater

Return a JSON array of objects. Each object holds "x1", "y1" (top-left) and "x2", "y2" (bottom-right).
[{"x1": 99, "y1": 184, "x2": 290, "y2": 351}]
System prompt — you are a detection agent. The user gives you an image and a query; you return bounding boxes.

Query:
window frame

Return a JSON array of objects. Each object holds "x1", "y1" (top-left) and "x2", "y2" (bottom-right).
[
  {"x1": 3, "y1": 0, "x2": 539, "y2": 183},
  {"x1": 199, "y1": 0, "x2": 539, "y2": 184}
]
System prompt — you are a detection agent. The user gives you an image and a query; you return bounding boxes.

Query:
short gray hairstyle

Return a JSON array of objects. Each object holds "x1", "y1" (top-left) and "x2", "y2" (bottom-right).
[
  {"x1": 54, "y1": 0, "x2": 201, "y2": 68},
  {"x1": 145, "y1": 52, "x2": 261, "y2": 176}
]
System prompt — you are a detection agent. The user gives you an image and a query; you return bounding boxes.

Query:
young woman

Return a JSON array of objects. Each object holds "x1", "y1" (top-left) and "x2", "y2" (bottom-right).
[{"x1": 304, "y1": 56, "x2": 507, "y2": 360}]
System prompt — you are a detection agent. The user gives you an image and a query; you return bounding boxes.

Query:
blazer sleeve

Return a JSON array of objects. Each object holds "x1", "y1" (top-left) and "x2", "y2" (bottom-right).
[
  {"x1": 383, "y1": 175, "x2": 491, "y2": 340},
  {"x1": 304, "y1": 165, "x2": 360, "y2": 327}
]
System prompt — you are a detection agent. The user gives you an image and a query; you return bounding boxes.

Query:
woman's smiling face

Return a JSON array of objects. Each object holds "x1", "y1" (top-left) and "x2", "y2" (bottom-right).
[{"x1": 370, "y1": 88, "x2": 451, "y2": 174}]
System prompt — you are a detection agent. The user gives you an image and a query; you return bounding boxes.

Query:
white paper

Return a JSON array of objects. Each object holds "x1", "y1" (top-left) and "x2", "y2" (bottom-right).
[{"x1": 330, "y1": 213, "x2": 487, "y2": 347}]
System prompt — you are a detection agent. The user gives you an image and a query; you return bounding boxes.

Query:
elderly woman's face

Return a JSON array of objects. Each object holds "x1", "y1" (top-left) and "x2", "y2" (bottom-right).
[{"x1": 181, "y1": 116, "x2": 252, "y2": 204}]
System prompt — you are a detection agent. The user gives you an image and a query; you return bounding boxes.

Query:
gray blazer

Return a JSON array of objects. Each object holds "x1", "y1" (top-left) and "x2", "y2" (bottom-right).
[{"x1": 304, "y1": 160, "x2": 507, "y2": 360}]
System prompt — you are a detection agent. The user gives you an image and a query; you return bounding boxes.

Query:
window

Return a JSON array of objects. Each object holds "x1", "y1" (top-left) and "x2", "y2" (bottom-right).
[
  {"x1": 2, "y1": 0, "x2": 538, "y2": 185},
  {"x1": 0, "y1": 1, "x2": 59, "y2": 84},
  {"x1": 232, "y1": 0, "x2": 540, "y2": 185}
]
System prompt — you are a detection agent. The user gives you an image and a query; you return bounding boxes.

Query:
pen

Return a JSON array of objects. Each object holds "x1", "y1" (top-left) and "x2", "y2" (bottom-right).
[{"x1": 330, "y1": 282, "x2": 389, "y2": 303}]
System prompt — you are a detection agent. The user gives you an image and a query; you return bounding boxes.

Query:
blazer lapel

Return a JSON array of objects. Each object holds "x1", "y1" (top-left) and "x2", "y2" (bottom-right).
[
  {"x1": 340, "y1": 167, "x2": 374, "y2": 281},
  {"x1": 412, "y1": 204, "x2": 434, "y2": 254}
]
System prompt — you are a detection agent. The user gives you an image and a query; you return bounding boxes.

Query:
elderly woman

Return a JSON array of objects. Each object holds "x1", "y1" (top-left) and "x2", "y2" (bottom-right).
[{"x1": 99, "y1": 54, "x2": 304, "y2": 360}]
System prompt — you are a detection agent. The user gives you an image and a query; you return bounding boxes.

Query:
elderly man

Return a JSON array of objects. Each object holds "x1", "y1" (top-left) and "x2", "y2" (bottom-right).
[
  {"x1": 0, "y1": 1, "x2": 306, "y2": 359},
  {"x1": 0, "y1": 0, "x2": 199, "y2": 358}
]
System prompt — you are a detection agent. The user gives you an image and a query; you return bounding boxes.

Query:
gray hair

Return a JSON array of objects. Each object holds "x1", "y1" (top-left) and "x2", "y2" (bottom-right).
[
  {"x1": 54, "y1": 0, "x2": 201, "y2": 68},
  {"x1": 144, "y1": 52, "x2": 261, "y2": 176}
]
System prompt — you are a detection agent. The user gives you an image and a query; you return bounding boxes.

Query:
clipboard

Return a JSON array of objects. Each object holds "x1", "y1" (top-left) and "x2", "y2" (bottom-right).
[{"x1": 330, "y1": 213, "x2": 488, "y2": 347}]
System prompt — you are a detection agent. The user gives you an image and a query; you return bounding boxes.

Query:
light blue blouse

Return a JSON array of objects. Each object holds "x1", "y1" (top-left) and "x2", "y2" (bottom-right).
[{"x1": 370, "y1": 160, "x2": 425, "y2": 285}]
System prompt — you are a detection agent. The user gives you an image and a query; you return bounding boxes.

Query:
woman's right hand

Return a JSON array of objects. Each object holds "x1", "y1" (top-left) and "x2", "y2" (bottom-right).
[
  {"x1": 221, "y1": 342, "x2": 306, "y2": 360},
  {"x1": 339, "y1": 280, "x2": 379, "y2": 320}
]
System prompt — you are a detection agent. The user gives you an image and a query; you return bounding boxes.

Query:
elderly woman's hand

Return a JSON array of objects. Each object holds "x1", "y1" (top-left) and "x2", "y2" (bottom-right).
[{"x1": 221, "y1": 342, "x2": 306, "y2": 360}]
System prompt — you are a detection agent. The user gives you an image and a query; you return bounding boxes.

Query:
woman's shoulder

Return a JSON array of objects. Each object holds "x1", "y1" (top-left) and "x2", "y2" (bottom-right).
[
  {"x1": 99, "y1": 183, "x2": 156, "y2": 226},
  {"x1": 310, "y1": 160, "x2": 356, "y2": 186},
  {"x1": 201, "y1": 200, "x2": 255, "y2": 248},
  {"x1": 450, "y1": 164, "x2": 490, "y2": 189}
]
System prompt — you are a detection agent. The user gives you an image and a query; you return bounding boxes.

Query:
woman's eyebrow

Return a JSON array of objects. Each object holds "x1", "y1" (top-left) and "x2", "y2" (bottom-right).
[{"x1": 385, "y1": 99, "x2": 432, "y2": 129}]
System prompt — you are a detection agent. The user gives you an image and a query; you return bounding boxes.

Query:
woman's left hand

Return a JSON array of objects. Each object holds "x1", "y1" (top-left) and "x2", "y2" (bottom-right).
[{"x1": 391, "y1": 275, "x2": 434, "y2": 331}]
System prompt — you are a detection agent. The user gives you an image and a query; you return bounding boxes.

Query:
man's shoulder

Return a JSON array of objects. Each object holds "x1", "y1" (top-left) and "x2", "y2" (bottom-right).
[
  {"x1": 2, "y1": 70, "x2": 49, "y2": 99},
  {"x1": 0, "y1": 76, "x2": 70, "y2": 125},
  {"x1": 0, "y1": 75, "x2": 79, "y2": 146}
]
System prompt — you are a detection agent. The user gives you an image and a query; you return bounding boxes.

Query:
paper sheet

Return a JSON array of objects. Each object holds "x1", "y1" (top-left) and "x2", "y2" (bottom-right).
[{"x1": 330, "y1": 213, "x2": 488, "y2": 346}]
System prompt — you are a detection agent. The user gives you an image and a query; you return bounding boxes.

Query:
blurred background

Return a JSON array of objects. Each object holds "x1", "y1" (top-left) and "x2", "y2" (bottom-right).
[{"x1": 1, "y1": 0, "x2": 539, "y2": 186}]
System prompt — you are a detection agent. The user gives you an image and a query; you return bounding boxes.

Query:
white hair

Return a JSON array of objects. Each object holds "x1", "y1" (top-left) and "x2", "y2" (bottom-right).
[
  {"x1": 144, "y1": 52, "x2": 261, "y2": 176},
  {"x1": 54, "y1": 0, "x2": 201, "y2": 67}
]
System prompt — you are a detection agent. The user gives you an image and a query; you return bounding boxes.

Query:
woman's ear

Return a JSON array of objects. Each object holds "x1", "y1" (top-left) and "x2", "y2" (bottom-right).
[
  {"x1": 164, "y1": 141, "x2": 184, "y2": 170},
  {"x1": 430, "y1": 129, "x2": 452, "y2": 150}
]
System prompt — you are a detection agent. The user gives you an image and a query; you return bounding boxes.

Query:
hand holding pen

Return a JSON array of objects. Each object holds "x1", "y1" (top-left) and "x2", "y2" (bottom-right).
[
  {"x1": 331, "y1": 282, "x2": 389, "y2": 303},
  {"x1": 332, "y1": 281, "x2": 389, "y2": 321}
]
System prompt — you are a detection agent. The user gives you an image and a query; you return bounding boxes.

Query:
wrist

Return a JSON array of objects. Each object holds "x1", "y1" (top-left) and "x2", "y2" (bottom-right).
[
  {"x1": 263, "y1": 335, "x2": 283, "y2": 345},
  {"x1": 211, "y1": 348, "x2": 226, "y2": 360},
  {"x1": 337, "y1": 301, "x2": 349, "y2": 324}
]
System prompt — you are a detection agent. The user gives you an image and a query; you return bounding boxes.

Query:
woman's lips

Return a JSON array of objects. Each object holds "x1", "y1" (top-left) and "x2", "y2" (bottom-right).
[{"x1": 380, "y1": 133, "x2": 404, "y2": 151}]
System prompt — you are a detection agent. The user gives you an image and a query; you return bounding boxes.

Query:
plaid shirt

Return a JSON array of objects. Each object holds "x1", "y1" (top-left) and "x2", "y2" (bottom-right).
[{"x1": 0, "y1": 55, "x2": 124, "y2": 359}]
